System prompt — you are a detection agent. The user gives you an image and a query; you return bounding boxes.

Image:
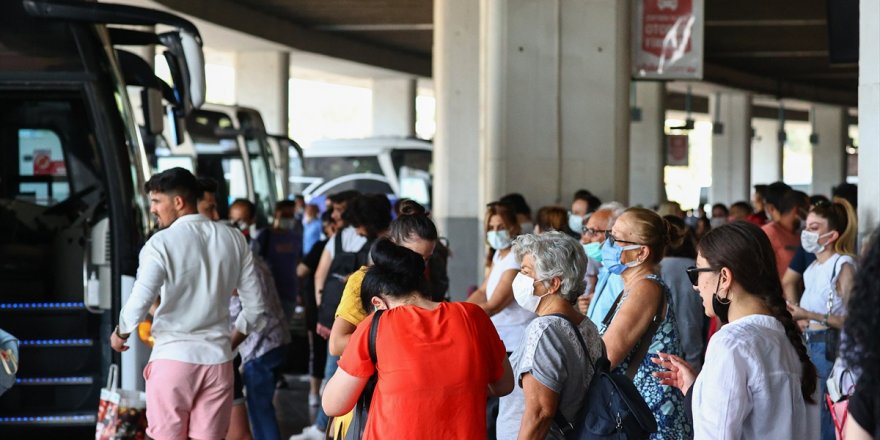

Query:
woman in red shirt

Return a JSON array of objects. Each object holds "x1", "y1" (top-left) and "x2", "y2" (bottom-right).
[{"x1": 323, "y1": 238, "x2": 514, "y2": 439}]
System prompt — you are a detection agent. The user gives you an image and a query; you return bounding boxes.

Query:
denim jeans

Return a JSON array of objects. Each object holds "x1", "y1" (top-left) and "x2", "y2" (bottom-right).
[
  {"x1": 243, "y1": 345, "x2": 287, "y2": 440},
  {"x1": 314, "y1": 352, "x2": 340, "y2": 431},
  {"x1": 806, "y1": 329, "x2": 835, "y2": 440}
]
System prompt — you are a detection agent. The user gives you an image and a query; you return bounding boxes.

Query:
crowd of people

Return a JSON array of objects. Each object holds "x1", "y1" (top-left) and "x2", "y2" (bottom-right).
[{"x1": 111, "y1": 166, "x2": 880, "y2": 440}]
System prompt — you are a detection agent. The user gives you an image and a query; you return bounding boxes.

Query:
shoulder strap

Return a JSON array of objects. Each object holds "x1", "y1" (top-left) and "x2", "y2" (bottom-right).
[
  {"x1": 826, "y1": 255, "x2": 844, "y2": 314},
  {"x1": 625, "y1": 279, "x2": 667, "y2": 379},
  {"x1": 334, "y1": 230, "x2": 344, "y2": 255},
  {"x1": 369, "y1": 310, "x2": 384, "y2": 365},
  {"x1": 601, "y1": 289, "x2": 626, "y2": 328}
]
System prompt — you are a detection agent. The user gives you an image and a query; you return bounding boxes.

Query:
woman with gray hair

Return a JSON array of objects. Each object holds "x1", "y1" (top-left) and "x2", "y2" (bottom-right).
[{"x1": 496, "y1": 231, "x2": 604, "y2": 439}]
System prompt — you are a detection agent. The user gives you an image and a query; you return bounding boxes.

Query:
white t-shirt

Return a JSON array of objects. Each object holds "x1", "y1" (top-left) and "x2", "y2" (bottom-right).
[
  {"x1": 800, "y1": 254, "x2": 855, "y2": 320},
  {"x1": 692, "y1": 314, "x2": 808, "y2": 439},
  {"x1": 325, "y1": 226, "x2": 369, "y2": 258},
  {"x1": 486, "y1": 250, "x2": 535, "y2": 352}
]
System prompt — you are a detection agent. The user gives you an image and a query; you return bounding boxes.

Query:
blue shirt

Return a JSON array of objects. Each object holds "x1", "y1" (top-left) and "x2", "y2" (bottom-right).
[
  {"x1": 586, "y1": 268, "x2": 625, "y2": 328},
  {"x1": 303, "y1": 218, "x2": 322, "y2": 255}
]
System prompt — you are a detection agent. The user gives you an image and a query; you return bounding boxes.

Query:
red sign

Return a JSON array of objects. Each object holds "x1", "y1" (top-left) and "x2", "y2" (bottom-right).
[
  {"x1": 643, "y1": 0, "x2": 693, "y2": 57},
  {"x1": 33, "y1": 150, "x2": 52, "y2": 175},
  {"x1": 632, "y1": 0, "x2": 703, "y2": 80}
]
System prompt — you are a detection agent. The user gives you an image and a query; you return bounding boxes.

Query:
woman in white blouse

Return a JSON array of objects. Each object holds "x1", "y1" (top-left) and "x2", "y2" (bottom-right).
[{"x1": 653, "y1": 222, "x2": 817, "y2": 439}]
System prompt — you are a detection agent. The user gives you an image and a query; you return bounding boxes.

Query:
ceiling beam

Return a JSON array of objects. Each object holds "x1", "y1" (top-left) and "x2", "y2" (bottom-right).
[
  {"x1": 707, "y1": 50, "x2": 829, "y2": 59},
  {"x1": 705, "y1": 19, "x2": 826, "y2": 27},
  {"x1": 155, "y1": 0, "x2": 431, "y2": 77},
  {"x1": 703, "y1": 63, "x2": 857, "y2": 107},
  {"x1": 314, "y1": 24, "x2": 433, "y2": 32}
]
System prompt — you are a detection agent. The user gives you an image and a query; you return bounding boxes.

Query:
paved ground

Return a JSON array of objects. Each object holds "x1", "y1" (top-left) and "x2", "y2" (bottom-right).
[{"x1": 275, "y1": 374, "x2": 317, "y2": 439}]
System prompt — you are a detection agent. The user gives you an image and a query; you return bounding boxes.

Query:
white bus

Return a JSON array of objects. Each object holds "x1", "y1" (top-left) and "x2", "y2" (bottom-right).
[{"x1": 296, "y1": 137, "x2": 432, "y2": 208}]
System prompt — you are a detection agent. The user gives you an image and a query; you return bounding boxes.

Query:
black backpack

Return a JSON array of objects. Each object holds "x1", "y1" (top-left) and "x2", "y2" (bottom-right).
[
  {"x1": 553, "y1": 316, "x2": 657, "y2": 440},
  {"x1": 318, "y1": 233, "x2": 372, "y2": 328}
]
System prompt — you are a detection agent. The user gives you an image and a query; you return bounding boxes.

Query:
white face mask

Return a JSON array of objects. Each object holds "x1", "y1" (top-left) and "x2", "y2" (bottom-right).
[
  {"x1": 487, "y1": 230, "x2": 512, "y2": 249},
  {"x1": 801, "y1": 230, "x2": 833, "y2": 254},
  {"x1": 512, "y1": 273, "x2": 550, "y2": 313}
]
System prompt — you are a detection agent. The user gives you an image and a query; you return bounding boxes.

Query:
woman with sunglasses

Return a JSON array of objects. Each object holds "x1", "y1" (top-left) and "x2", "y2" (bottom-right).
[
  {"x1": 598, "y1": 207, "x2": 692, "y2": 439},
  {"x1": 653, "y1": 222, "x2": 816, "y2": 439},
  {"x1": 785, "y1": 197, "x2": 857, "y2": 440}
]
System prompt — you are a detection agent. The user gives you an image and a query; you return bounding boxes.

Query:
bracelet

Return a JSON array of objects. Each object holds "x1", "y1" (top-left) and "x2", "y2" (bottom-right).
[
  {"x1": 115, "y1": 325, "x2": 130, "y2": 340},
  {"x1": 822, "y1": 312, "x2": 830, "y2": 327}
]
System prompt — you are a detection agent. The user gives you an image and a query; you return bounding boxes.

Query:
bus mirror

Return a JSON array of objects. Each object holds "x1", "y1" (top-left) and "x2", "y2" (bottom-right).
[{"x1": 179, "y1": 30, "x2": 205, "y2": 109}]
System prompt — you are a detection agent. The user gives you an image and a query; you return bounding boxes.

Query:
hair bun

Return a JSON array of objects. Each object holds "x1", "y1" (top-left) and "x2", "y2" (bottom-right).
[{"x1": 398, "y1": 199, "x2": 427, "y2": 217}]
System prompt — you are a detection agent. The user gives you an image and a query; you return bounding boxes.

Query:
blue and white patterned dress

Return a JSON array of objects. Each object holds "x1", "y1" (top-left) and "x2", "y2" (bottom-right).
[{"x1": 598, "y1": 274, "x2": 693, "y2": 440}]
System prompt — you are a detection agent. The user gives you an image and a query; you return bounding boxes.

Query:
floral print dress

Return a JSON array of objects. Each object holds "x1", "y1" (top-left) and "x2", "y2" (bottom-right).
[{"x1": 598, "y1": 274, "x2": 693, "y2": 440}]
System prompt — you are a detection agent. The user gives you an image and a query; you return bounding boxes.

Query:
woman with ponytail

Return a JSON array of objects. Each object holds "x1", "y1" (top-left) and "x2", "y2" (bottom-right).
[
  {"x1": 786, "y1": 197, "x2": 857, "y2": 440},
  {"x1": 597, "y1": 207, "x2": 692, "y2": 439},
  {"x1": 323, "y1": 238, "x2": 513, "y2": 439},
  {"x1": 653, "y1": 221, "x2": 816, "y2": 439}
]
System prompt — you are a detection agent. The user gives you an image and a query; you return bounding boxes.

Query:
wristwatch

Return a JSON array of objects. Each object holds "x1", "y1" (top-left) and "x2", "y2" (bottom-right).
[{"x1": 115, "y1": 325, "x2": 130, "y2": 340}]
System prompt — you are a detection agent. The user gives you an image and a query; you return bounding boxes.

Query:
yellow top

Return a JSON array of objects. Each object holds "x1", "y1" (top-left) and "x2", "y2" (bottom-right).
[{"x1": 335, "y1": 266, "x2": 370, "y2": 326}]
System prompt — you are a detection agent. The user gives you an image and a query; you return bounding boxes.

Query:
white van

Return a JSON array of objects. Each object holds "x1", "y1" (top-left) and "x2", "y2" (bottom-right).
[{"x1": 297, "y1": 137, "x2": 432, "y2": 208}]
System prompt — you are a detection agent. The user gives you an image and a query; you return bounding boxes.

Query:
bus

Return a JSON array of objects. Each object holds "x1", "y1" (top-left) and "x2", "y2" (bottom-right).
[{"x1": 0, "y1": 0, "x2": 205, "y2": 435}]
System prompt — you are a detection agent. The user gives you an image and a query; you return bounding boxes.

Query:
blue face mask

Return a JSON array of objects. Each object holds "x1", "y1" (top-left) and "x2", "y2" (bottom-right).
[
  {"x1": 600, "y1": 240, "x2": 643, "y2": 275},
  {"x1": 568, "y1": 214, "x2": 584, "y2": 234},
  {"x1": 583, "y1": 242, "x2": 603, "y2": 262},
  {"x1": 487, "y1": 230, "x2": 512, "y2": 250}
]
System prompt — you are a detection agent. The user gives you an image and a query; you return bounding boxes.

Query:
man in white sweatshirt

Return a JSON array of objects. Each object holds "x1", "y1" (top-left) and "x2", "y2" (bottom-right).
[{"x1": 111, "y1": 167, "x2": 266, "y2": 440}]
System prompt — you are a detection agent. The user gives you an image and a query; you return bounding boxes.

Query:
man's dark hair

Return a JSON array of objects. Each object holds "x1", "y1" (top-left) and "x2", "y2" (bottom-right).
[
  {"x1": 809, "y1": 194, "x2": 830, "y2": 207},
  {"x1": 711, "y1": 203, "x2": 729, "y2": 217},
  {"x1": 753, "y1": 184, "x2": 769, "y2": 199},
  {"x1": 145, "y1": 167, "x2": 200, "y2": 207},
  {"x1": 197, "y1": 177, "x2": 218, "y2": 198},
  {"x1": 320, "y1": 209, "x2": 334, "y2": 224},
  {"x1": 231, "y1": 198, "x2": 257, "y2": 222},
  {"x1": 730, "y1": 201, "x2": 752, "y2": 213},
  {"x1": 275, "y1": 200, "x2": 297, "y2": 212},
  {"x1": 343, "y1": 193, "x2": 392, "y2": 239},
  {"x1": 573, "y1": 189, "x2": 601, "y2": 213},
  {"x1": 779, "y1": 190, "x2": 809, "y2": 215},
  {"x1": 764, "y1": 181, "x2": 792, "y2": 210},
  {"x1": 832, "y1": 182, "x2": 857, "y2": 208},
  {"x1": 327, "y1": 190, "x2": 361, "y2": 206},
  {"x1": 499, "y1": 193, "x2": 532, "y2": 217}
]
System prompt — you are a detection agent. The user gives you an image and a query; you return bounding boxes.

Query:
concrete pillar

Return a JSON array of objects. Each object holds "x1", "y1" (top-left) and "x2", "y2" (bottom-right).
[
  {"x1": 434, "y1": 0, "x2": 483, "y2": 300},
  {"x1": 811, "y1": 105, "x2": 847, "y2": 198},
  {"x1": 629, "y1": 81, "x2": 666, "y2": 208},
  {"x1": 372, "y1": 78, "x2": 417, "y2": 137},
  {"x1": 482, "y1": 0, "x2": 631, "y2": 207},
  {"x1": 859, "y1": 0, "x2": 880, "y2": 243},
  {"x1": 751, "y1": 118, "x2": 782, "y2": 186},
  {"x1": 234, "y1": 51, "x2": 290, "y2": 135},
  {"x1": 710, "y1": 92, "x2": 752, "y2": 205}
]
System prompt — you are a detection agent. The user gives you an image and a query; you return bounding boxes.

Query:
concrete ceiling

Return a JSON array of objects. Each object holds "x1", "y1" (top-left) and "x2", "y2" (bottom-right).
[{"x1": 150, "y1": 0, "x2": 857, "y2": 106}]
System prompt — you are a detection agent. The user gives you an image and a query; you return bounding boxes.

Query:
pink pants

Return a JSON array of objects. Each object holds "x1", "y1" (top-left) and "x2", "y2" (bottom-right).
[{"x1": 144, "y1": 359, "x2": 233, "y2": 440}]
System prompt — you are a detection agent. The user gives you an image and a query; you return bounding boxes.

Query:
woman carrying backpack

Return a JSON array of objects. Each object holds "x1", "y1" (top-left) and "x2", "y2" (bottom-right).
[
  {"x1": 496, "y1": 232, "x2": 604, "y2": 439},
  {"x1": 322, "y1": 239, "x2": 513, "y2": 439},
  {"x1": 653, "y1": 222, "x2": 816, "y2": 438}
]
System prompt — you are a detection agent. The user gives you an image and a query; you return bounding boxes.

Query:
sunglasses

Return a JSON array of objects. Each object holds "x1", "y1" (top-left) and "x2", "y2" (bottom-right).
[
  {"x1": 604, "y1": 231, "x2": 642, "y2": 247},
  {"x1": 685, "y1": 266, "x2": 716, "y2": 286}
]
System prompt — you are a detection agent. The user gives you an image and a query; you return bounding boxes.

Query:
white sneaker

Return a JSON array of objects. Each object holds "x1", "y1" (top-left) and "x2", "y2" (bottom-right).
[
  {"x1": 308, "y1": 393, "x2": 320, "y2": 407},
  {"x1": 289, "y1": 424, "x2": 325, "y2": 440}
]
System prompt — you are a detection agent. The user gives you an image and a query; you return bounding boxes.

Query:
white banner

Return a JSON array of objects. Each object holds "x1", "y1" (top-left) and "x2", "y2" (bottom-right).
[{"x1": 632, "y1": 0, "x2": 704, "y2": 80}]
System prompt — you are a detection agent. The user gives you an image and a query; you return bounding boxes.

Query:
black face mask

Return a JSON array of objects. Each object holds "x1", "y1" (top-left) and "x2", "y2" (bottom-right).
[{"x1": 711, "y1": 276, "x2": 731, "y2": 324}]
